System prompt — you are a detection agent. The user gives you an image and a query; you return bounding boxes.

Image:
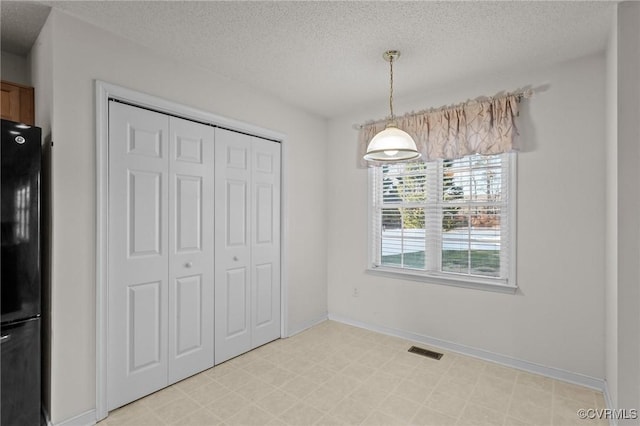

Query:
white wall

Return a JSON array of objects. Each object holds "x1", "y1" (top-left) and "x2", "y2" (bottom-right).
[
  {"x1": 1, "y1": 50, "x2": 31, "y2": 85},
  {"x1": 327, "y1": 53, "x2": 606, "y2": 380},
  {"x1": 33, "y1": 10, "x2": 328, "y2": 424},
  {"x1": 605, "y1": 4, "x2": 618, "y2": 409},
  {"x1": 615, "y1": 2, "x2": 640, "y2": 419}
]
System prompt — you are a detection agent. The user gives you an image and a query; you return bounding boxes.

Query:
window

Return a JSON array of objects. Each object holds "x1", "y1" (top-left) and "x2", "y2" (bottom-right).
[{"x1": 369, "y1": 153, "x2": 516, "y2": 291}]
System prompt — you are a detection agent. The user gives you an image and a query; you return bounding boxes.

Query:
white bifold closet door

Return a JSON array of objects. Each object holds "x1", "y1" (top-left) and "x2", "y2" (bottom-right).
[
  {"x1": 107, "y1": 102, "x2": 214, "y2": 410},
  {"x1": 214, "y1": 128, "x2": 281, "y2": 364}
]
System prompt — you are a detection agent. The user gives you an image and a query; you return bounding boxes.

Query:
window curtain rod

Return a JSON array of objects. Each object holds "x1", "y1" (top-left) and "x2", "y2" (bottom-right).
[{"x1": 353, "y1": 87, "x2": 534, "y2": 130}]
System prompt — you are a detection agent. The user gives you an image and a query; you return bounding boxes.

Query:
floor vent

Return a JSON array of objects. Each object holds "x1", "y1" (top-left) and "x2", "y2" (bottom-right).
[{"x1": 408, "y1": 346, "x2": 443, "y2": 360}]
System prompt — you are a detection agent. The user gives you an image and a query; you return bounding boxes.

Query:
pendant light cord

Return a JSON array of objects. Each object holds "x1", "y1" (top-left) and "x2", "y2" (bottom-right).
[{"x1": 389, "y1": 56, "x2": 395, "y2": 120}]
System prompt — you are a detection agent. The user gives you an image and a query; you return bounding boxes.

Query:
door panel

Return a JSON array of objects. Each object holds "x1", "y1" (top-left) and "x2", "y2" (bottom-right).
[
  {"x1": 175, "y1": 135, "x2": 202, "y2": 163},
  {"x1": 109, "y1": 106, "x2": 215, "y2": 405},
  {"x1": 255, "y1": 184, "x2": 273, "y2": 244},
  {"x1": 168, "y1": 117, "x2": 214, "y2": 384},
  {"x1": 128, "y1": 170, "x2": 162, "y2": 256},
  {"x1": 127, "y1": 126, "x2": 162, "y2": 157},
  {"x1": 108, "y1": 102, "x2": 169, "y2": 410},
  {"x1": 175, "y1": 274, "x2": 202, "y2": 355},
  {"x1": 215, "y1": 129, "x2": 251, "y2": 363},
  {"x1": 226, "y1": 180, "x2": 247, "y2": 246},
  {"x1": 215, "y1": 131, "x2": 281, "y2": 360},
  {"x1": 225, "y1": 268, "x2": 248, "y2": 336},
  {"x1": 255, "y1": 263, "x2": 273, "y2": 327},
  {"x1": 227, "y1": 146, "x2": 248, "y2": 169},
  {"x1": 128, "y1": 281, "x2": 162, "y2": 371},
  {"x1": 175, "y1": 175, "x2": 202, "y2": 252},
  {"x1": 250, "y1": 138, "x2": 281, "y2": 348}
]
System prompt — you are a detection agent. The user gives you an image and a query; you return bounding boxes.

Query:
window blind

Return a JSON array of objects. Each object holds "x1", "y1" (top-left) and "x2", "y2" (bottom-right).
[{"x1": 371, "y1": 153, "x2": 513, "y2": 284}]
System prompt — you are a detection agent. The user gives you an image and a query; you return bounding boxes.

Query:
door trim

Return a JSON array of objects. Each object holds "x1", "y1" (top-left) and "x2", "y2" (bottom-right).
[{"x1": 95, "y1": 80, "x2": 288, "y2": 421}]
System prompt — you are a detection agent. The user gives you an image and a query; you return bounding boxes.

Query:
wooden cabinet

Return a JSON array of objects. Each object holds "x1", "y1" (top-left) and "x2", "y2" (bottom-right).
[{"x1": 1, "y1": 81, "x2": 34, "y2": 125}]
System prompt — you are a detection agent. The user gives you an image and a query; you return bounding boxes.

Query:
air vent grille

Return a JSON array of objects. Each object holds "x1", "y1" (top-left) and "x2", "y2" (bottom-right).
[{"x1": 408, "y1": 346, "x2": 443, "y2": 360}]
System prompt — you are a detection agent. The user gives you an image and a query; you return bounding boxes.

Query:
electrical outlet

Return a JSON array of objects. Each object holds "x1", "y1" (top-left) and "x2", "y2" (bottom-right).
[{"x1": 352, "y1": 287, "x2": 359, "y2": 297}]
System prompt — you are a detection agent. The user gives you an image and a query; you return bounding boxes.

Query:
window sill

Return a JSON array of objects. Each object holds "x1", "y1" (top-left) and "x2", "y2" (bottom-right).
[{"x1": 365, "y1": 266, "x2": 518, "y2": 294}]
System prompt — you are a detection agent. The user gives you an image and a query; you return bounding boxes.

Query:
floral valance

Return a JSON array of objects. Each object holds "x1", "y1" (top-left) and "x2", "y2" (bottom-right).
[{"x1": 358, "y1": 90, "x2": 531, "y2": 167}]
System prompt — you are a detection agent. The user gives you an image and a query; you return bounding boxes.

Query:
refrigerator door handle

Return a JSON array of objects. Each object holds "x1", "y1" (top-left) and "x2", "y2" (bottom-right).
[{"x1": 0, "y1": 334, "x2": 10, "y2": 344}]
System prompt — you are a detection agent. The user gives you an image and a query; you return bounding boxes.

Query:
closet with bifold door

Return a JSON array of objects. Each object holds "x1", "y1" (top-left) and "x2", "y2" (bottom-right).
[
  {"x1": 107, "y1": 101, "x2": 281, "y2": 411},
  {"x1": 214, "y1": 128, "x2": 281, "y2": 364}
]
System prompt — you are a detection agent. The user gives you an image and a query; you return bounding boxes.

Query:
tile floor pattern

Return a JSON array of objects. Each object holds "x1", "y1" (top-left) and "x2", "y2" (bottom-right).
[{"x1": 99, "y1": 321, "x2": 607, "y2": 426}]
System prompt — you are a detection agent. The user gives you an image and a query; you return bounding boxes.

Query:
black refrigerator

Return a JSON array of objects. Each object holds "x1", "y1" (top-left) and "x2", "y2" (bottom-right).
[{"x1": 1, "y1": 119, "x2": 42, "y2": 426}]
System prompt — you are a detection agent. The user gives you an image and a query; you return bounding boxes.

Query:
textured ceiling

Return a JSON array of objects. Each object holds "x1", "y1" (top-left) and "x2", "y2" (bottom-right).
[
  {"x1": 1, "y1": 1, "x2": 615, "y2": 118},
  {"x1": 1, "y1": 1, "x2": 50, "y2": 54}
]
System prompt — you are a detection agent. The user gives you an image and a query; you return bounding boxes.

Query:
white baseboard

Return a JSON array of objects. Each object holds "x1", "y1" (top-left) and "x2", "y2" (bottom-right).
[
  {"x1": 328, "y1": 313, "x2": 606, "y2": 392},
  {"x1": 287, "y1": 313, "x2": 328, "y2": 337},
  {"x1": 53, "y1": 409, "x2": 96, "y2": 426},
  {"x1": 603, "y1": 380, "x2": 618, "y2": 426}
]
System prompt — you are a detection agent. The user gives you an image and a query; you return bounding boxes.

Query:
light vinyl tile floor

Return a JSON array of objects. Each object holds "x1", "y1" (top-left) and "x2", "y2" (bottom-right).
[{"x1": 100, "y1": 321, "x2": 607, "y2": 426}]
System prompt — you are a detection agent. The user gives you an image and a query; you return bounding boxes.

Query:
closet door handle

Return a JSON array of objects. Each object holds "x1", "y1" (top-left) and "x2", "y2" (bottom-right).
[
  {"x1": 233, "y1": 256, "x2": 238, "y2": 261},
  {"x1": 184, "y1": 262, "x2": 193, "y2": 268}
]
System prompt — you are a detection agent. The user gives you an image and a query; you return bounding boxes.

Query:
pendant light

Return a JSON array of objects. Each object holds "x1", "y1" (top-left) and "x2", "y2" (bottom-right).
[{"x1": 364, "y1": 50, "x2": 421, "y2": 162}]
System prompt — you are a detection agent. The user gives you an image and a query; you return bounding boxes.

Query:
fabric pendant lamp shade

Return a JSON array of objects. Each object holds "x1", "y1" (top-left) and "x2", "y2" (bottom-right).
[{"x1": 364, "y1": 124, "x2": 420, "y2": 161}]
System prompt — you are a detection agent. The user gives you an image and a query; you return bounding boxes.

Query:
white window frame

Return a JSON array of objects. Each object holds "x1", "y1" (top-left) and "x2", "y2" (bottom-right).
[{"x1": 366, "y1": 153, "x2": 517, "y2": 294}]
